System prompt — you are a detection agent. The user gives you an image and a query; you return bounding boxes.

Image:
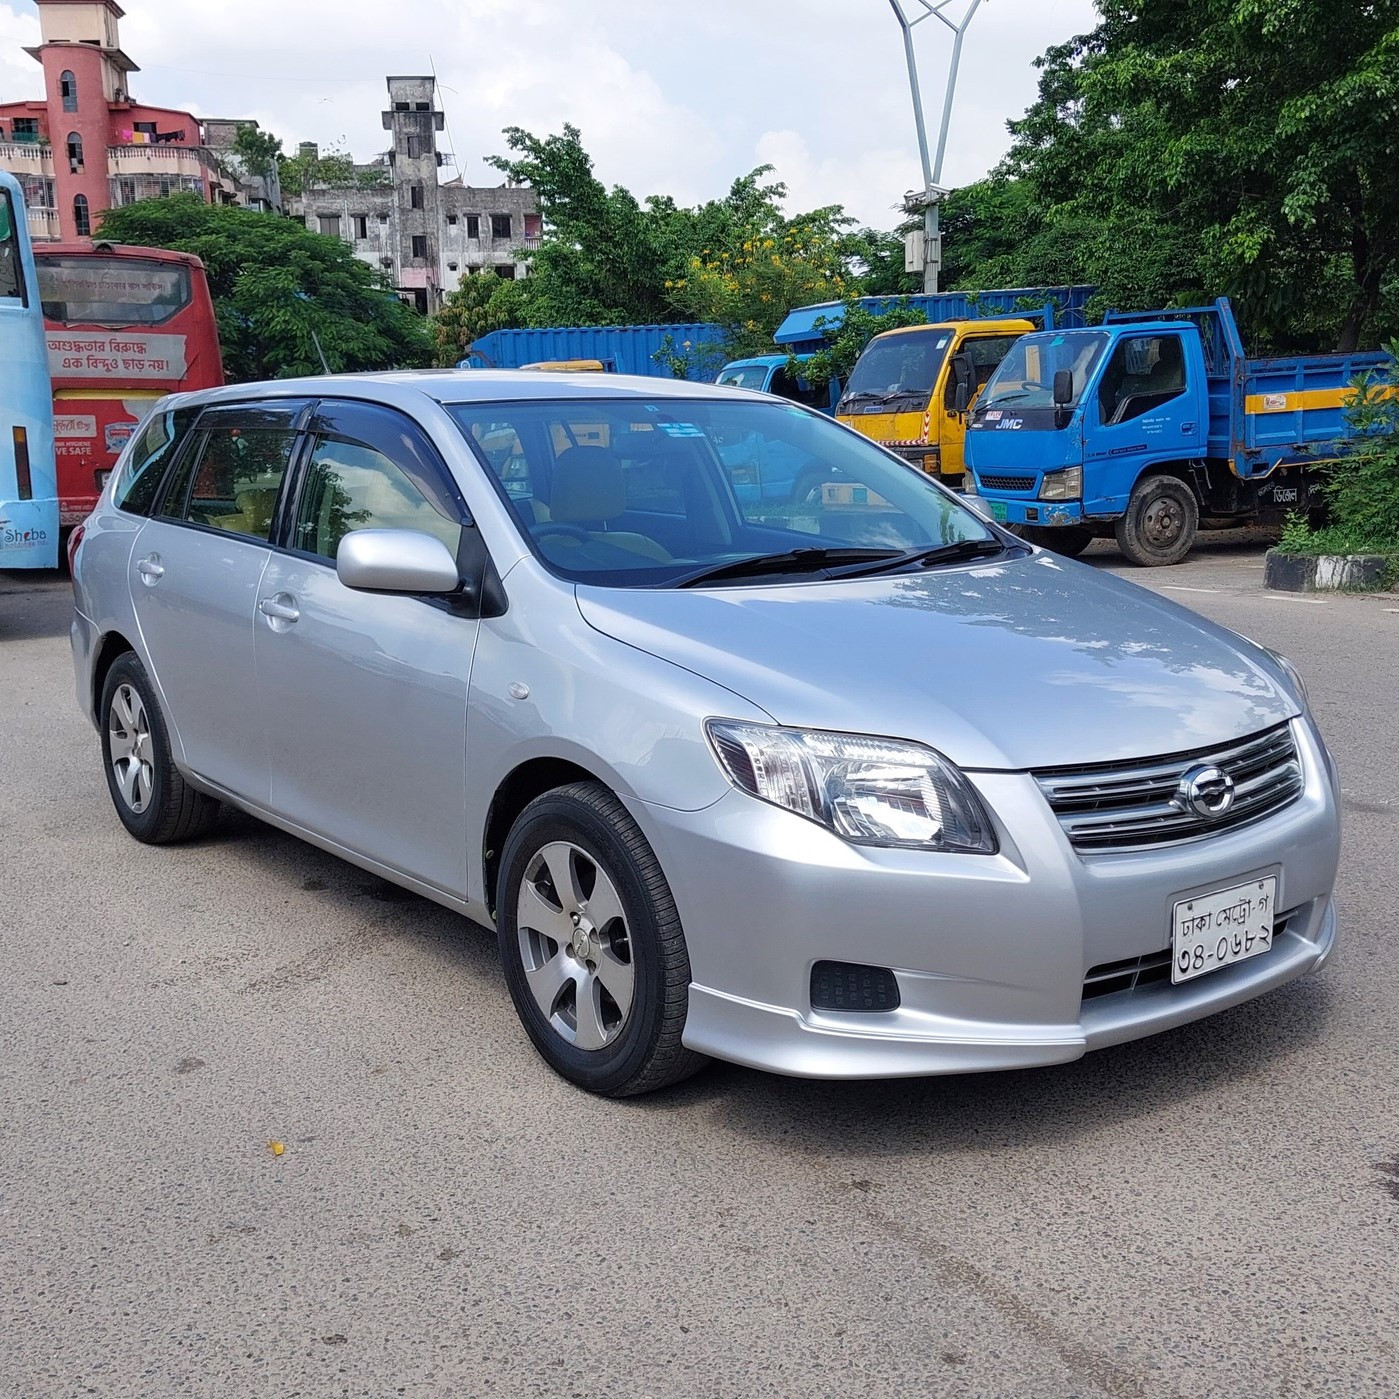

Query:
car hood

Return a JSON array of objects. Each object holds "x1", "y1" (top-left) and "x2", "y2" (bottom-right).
[{"x1": 574, "y1": 552, "x2": 1299, "y2": 770}]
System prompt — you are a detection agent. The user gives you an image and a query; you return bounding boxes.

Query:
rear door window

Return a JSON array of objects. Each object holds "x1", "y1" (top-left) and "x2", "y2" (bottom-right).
[
  {"x1": 180, "y1": 428, "x2": 298, "y2": 542},
  {"x1": 113, "y1": 404, "x2": 199, "y2": 516}
]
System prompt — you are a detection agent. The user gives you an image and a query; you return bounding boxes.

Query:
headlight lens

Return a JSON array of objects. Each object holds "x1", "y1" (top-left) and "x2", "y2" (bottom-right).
[
  {"x1": 705, "y1": 720, "x2": 997, "y2": 853},
  {"x1": 1039, "y1": 466, "x2": 1082, "y2": 501}
]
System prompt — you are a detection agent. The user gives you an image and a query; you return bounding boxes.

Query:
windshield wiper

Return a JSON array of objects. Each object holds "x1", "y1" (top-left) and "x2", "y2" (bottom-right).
[
  {"x1": 827, "y1": 538, "x2": 1009, "y2": 578},
  {"x1": 672, "y1": 546, "x2": 904, "y2": 589}
]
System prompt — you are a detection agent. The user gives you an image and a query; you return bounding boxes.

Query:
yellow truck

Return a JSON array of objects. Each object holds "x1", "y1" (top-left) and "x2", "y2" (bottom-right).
[{"x1": 836, "y1": 318, "x2": 1037, "y2": 487}]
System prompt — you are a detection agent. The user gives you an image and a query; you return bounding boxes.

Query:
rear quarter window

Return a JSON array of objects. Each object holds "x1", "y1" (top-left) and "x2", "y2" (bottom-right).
[{"x1": 113, "y1": 404, "x2": 199, "y2": 516}]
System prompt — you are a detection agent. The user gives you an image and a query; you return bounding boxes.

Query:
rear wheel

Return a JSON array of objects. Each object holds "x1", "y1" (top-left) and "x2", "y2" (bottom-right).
[
  {"x1": 1016, "y1": 524, "x2": 1094, "y2": 558},
  {"x1": 497, "y1": 782, "x2": 706, "y2": 1097},
  {"x1": 100, "y1": 653, "x2": 221, "y2": 844},
  {"x1": 1114, "y1": 475, "x2": 1199, "y2": 567}
]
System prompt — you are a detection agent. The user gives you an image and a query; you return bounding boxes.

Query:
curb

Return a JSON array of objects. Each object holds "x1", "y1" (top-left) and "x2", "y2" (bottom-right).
[{"x1": 1264, "y1": 549, "x2": 1397, "y2": 592}]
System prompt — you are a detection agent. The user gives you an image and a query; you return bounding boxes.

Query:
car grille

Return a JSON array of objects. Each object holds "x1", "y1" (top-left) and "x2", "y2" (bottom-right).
[
  {"x1": 1082, "y1": 910, "x2": 1297, "y2": 1001},
  {"x1": 1034, "y1": 723, "x2": 1304, "y2": 854},
  {"x1": 977, "y1": 473, "x2": 1036, "y2": 492}
]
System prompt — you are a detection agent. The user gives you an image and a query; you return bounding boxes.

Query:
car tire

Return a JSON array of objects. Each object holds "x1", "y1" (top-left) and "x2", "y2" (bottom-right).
[
  {"x1": 1114, "y1": 475, "x2": 1199, "y2": 566},
  {"x1": 99, "y1": 652, "x2": 221, "y2": 844},
  {"x1": 497, "y1": 781, "x2": 706, "y2": 1097},
  {"x1": 1016, "y1": 524, "x2": 1094, "y2": 558}
]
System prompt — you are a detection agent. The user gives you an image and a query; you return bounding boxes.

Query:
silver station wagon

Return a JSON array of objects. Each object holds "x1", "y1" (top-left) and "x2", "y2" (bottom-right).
[{"x1": 71, "y1": 372, "x2": 1340, "y2": 1096}]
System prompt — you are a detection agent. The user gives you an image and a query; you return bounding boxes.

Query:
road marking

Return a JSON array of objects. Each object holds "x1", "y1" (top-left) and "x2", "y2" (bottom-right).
[
  {"x1": 1162, "y1": 585, "x2": 1221, "y2": 594},
  {"x1": 1264, "y1": 593, "x2": 1326, "y2": 604}
]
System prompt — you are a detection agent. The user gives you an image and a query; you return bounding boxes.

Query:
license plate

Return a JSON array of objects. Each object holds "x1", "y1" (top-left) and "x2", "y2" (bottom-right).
[
  {"x1": 990, "y1": 500, "x2": 1008, "y2": 522},
  {"x1": 1171, "y1": 876, "x2": 1276, "y2": 984}
]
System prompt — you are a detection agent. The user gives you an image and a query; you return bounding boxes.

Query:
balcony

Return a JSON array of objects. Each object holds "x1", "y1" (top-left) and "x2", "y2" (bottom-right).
[
  {"x1": 105, "y1": 144, "x2": 215, "y2": 179},
  {"x1": 26, "y1": 205, "x2": 60, "y2": 240},
  {"x1": 0, "y1": 141, "x2": 54, "y2": 176}
]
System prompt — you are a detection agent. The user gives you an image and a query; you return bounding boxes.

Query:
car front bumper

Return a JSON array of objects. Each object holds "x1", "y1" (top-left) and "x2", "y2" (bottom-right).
[{"x1": 630, "y1": 716, "x2": 1340, "y2": 1079}]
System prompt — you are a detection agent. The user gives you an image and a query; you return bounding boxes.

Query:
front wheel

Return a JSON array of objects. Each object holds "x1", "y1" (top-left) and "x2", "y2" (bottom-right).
[
  {"x1": 496, "y1": 782, "x2": 706, "y2": 1096},
  {"x1": 1114, "y1": 475, "x2": 1199, "y2": 567},
  {"x1": 1016, "y1": 524, "x2": 1094, "y2": 558}
]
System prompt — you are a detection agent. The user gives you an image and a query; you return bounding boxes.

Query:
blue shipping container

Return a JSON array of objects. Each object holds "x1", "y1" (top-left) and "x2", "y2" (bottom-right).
[
  {"x1": 466, "y1": 324, "x2": 727, "y2": 381},
  {"x1": 773, "y1": 286, "x2": 1097, "y2": 351}
]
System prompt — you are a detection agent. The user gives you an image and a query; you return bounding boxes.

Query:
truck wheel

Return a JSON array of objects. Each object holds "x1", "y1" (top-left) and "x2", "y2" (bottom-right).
[
  {"x1": 1114, "y1": 476, "x2": 1199, "y2": 567},
  {"x1": 1016, "y1": 525, "x2": 1093, "y2": 559}
]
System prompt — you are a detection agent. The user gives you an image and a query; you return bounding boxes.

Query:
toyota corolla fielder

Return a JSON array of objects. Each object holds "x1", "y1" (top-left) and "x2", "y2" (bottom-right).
[{"x1": 70, "y1": 372, "x2": 1340, "y2": 1095}]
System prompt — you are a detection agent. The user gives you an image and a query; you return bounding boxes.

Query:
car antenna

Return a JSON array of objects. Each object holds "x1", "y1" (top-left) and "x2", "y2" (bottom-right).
[{"x1": 310, "y1": 328, "x2": 331, "y2": 374}]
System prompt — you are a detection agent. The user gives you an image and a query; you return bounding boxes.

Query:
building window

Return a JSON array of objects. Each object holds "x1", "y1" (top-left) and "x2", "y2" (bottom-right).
[
  {"x1": 60, "y1": 70, "x2": 77, "y2": 112},
  {"x1": 379, "y1": 212, "x2": 390, "y2": 224},
  {"x1": 319, "y1": 214, "x2": 341, "y2": 237},
  {"x1": 118, "y1": 178, "x2": 135, "y2": 205},
  {"x1": 446, "y1": 213, "x2": 457, "y2": 226},
  {"x1": 411, "y1": 234, "x2": 427, "y2": 260},
  {"x1": 491, "y1": 213, "x2": 512, "y2": 240},
  {"x1": 73, "y1": 194, "x2": 90, "y2": 237},
  {"x1": 465, "y1": 214, "x2": 480, "y2": 239},
  {"x1": 394, "y1": 101, "x2": 409, "y2": 112},
  {"x1": 410, "y1": 183, "x2": 424, "y2": 210},
  {"x1": 496, "y1": 263, "x2": 516, "y2": 281},
  {"x1": 406, "y1": 135, "x2": 420, "y2": 159},
  {"x1": 354, "y1": 214, "x2": 368, "y2": 240},
  {"x1": 12, "y1": 117, "x2": 40, "y2": 142},
  {"x1": 67, "y1": 132, "x2": 84, "y2": 171},
  {"x1": 414, "y1": 102, "x2": 429, "y2": 112},
  {"x1": 447, "y1": 261, "x2": 458, "y2": 271}
]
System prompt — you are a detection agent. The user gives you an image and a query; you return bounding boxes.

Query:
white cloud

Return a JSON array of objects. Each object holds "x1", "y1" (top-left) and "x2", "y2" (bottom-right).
[{"x1": 2, "y1": 0, "x2": 1098, "y2": 224}]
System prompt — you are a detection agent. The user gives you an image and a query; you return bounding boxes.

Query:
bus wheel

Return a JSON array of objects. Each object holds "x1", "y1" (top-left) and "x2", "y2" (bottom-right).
[
  {"x1": 1114, "y1": 476, "x2": 1198, "y2": 567},
  {"x1": 1017, "y1": 525, "x2": 1093, "y2": 558}
]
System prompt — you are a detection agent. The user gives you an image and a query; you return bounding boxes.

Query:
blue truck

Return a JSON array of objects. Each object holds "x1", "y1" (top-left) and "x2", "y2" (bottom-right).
[
  {"x1": 462, "y1": 323, "x2": 727, "y2": 381},
  {"x1": 963, "y1": 297, "x2": 1391, "y2": 565}
]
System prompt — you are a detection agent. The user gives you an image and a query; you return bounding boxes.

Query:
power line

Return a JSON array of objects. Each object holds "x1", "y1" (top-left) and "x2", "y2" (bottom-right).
[{"x1": 428, "y1": 56, "x2": 462, "y2": 184}]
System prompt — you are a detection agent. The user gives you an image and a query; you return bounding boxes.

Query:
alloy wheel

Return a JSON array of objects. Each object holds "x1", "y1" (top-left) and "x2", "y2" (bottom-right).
[
  {"x1": 515, "y1": 840, "x2": 635, "y2": 1051},
  {"x1": 108, "y1": 683, "x2": 154, "y2": 814}
]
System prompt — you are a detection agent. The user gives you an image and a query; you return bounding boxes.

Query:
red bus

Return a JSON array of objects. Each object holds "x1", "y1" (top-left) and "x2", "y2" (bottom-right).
[{"x1": 34, "y1": 243, "x2": 224, "y2": 528}]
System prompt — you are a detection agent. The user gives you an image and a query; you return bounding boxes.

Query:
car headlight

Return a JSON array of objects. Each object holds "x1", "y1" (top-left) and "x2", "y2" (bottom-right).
[
  {"x1": 1039, "y1": 466, "x2": 1082, "y2": 501},
  {"x1": 705, "y1": 720, "x2": 997, "y2": 853}
]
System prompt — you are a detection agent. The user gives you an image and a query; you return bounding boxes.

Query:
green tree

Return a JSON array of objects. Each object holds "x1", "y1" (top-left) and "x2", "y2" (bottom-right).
[
  {"x1": 431, "y1": 271, "x2": 521, "y2": 366},
  {"x1": 96, "y1": 195, "x2": 433, "y2": 381},
  {"x1": 230, "y1": 124, "x2": 283, "y2": 180},
  {"x1": 1003, "y1": 1, "x2": 1399, "y2": 351}
]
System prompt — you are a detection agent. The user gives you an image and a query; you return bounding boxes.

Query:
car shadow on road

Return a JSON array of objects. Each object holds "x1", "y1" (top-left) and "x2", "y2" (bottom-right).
[{"x1": 639, "y1": 975, "x2": 1333, "y2": 1156}]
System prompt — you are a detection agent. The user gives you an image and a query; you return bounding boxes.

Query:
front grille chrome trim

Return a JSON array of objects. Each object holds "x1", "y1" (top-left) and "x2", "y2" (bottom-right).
[{"x1": 1036, "y1": 723, "x2": 1304, "y2": 854}]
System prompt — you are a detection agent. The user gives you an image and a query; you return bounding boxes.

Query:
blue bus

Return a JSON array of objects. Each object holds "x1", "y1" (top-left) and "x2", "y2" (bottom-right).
[{"x1": 0, "y1": 170, "x2": 58, "y2": 570}]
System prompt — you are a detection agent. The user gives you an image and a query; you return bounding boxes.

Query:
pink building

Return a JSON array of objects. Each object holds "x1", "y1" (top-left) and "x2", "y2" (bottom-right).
[{"x1": 0, "y1": 0, "x2": 243, "y2": 242}]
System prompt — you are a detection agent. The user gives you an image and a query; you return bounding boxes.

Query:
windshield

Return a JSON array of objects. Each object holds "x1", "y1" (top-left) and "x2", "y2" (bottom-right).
[
  {"x1": 449, "y1": 397, "x2": 997, "y2": 587},
  {"x1": 839, "y1": 328, "x2": 952, "y2": 410},
  {"x1": 977, "y1": 331, "x2": 1109, "y2": 413},
  {"x1": 716, "y1": 365, "x2": 771, "y2": 391},
  {"x1": 36, "y1": 255, "x2": 192, "y2": 327}
]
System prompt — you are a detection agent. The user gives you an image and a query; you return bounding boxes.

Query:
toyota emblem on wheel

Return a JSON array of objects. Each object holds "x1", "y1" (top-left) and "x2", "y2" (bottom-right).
[{"x1": 1176, "y1": 763, "x2": 1236, "y2": 819}]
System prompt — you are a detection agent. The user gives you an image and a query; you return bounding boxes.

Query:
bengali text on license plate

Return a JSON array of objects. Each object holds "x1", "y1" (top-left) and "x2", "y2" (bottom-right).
[{"x1": 1171, "y1": 876, "x2": 1276, "y2": 984}]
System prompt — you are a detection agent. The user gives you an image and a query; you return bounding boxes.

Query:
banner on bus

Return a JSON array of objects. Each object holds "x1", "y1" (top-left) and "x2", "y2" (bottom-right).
[{"x1": 47, "y1": 332, "x2": 188, "y2": 381}]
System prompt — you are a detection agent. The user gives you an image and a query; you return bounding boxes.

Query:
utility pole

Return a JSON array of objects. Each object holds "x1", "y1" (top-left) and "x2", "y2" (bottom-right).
[{"x1": 887, "y1": 0, "x2": 986, "y2": 293}]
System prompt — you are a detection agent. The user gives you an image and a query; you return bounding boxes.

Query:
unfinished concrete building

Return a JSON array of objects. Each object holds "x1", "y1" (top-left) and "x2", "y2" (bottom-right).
[{"x1": 293, "y1": 76, "x2": 539, "y2": 314}]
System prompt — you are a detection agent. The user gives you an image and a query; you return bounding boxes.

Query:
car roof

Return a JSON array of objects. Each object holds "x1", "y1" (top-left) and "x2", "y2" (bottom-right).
[{"x1": 166, "y1": 369, "x2": 771, "y2": 411}]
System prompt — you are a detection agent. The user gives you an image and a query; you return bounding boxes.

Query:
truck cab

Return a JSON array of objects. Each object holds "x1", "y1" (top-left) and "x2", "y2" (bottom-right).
[
  {"x1": 835, "y1": 318, "x2": 1039, "y2": 488},
  {"x1": 965, "y1": 299, "x2": 1390, "y2": 565},
  {"x1": 715, "y1": 354, "x2": 840, "y2": 414}
]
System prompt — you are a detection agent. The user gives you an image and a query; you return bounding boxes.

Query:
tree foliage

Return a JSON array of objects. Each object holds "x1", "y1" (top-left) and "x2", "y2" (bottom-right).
[
  {"x1": 971, "y1": 0, "x2": 1399, "y2": 352},
  {"x1": 278, "y1": 146, "x2": 389, "y2": 198},
  {"x1": 96, "y1": 195, "x2": 433, "y2": 381},
  {"x1": 229, "y1": 124, "x2": 283, "y2": 180},
  {"x1": 432, "y1": 271, "x2": 517, "y2": 366}
]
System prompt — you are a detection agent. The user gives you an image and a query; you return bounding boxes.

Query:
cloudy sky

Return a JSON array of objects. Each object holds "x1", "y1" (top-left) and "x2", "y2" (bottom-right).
[{"x1": 1, "y1": 0, "x2": 1097, "y2": 229}]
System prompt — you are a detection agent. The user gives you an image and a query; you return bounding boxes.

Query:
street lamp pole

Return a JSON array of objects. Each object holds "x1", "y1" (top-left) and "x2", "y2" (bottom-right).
[{"x1": 887, "y1": 0, "x2": 985, "y2": 293}]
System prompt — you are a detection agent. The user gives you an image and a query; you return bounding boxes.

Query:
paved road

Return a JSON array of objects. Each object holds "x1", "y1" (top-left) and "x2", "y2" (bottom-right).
[{"x1": 2, "y1": 548, "x2": 1396, "y2": 1399}]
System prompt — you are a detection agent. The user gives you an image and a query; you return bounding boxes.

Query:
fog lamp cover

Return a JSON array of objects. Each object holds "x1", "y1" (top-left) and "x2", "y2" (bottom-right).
[{"x1": 810, "y1": 961, "x2": 900, "y2": 1013}]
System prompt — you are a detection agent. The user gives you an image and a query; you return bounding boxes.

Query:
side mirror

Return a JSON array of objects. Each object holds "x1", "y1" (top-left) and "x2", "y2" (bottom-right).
[
  {"x1": 951, "y1": 352, "x2": 975, "y2": 413},
  {"x1": 1053, "y1": 369, "x2": 1074, "y2": 406},
  {"x1": 336, "y1": 528, "x2": 461, "y2": 595}
]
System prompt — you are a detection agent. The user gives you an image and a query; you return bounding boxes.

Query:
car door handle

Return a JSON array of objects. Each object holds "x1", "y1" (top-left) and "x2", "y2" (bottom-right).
[
  {"x1": 136, "y1": 556, "x2": 164, "y2": 581},
  {"x1": 258, "y1": 595, "x2": 300, "y2": 623}
]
